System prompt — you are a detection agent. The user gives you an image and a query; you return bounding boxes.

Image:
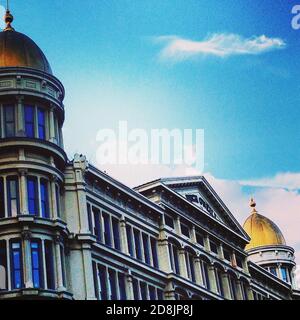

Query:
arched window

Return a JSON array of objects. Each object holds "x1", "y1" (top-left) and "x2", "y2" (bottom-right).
[{"x1": 228, "y1": 272, "x2": 237, "y2": 300}]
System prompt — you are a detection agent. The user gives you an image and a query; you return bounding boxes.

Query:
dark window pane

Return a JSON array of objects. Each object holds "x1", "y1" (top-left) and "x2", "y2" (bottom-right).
[
  {"x1": 27, "y1": 177, "x2": 38, "y2": 216},
  {"x1": 103, "y1": 213, "x2": 112, "y2": 247},
  {"x1": 112, "y1": 218, "x2": 120, "y2": 250},
  {"x1": 181, "y1": 223, "x2": 190, "y2": 237},
  {"x1": 55, "y1": 185, "x2": 61, "y2": 218},
  {"x1": 7, "y1": 177, "x2": 19, "y2": 217},
  {"x1": 0, "y1": 178, "x2": 5, "y2": 219},
  {"x1": 149, "y1": 286, "x2": 156, "y2": 300},
  {"x1": 40, "y1": 180, "x2": 49, "y2": 218},
  {"x1": 99, "y1": 265, "x2": 107, "y2": 300},
  {"x1": 10, "y1": 241, "x2": 23, "y2": 289},
  {"x1": 108, "y1": 269, "x2": 117, "y2": 300},
  {"x1": 38, "y1": 108, "x2": 46, "y2": 139},
  {"x1": 196, "y1": 232, "x2": 204, "y2": 246},
  {"x1": 24, "y1": 105, "x2": 35, "y2": 138},
  {"x1": 126, "y1": 225, "x2": 134, "y2": 257},
  {"x1": 87, "y1": 203, "x2": 93, "y2": 233},
  {"x1": 150, "y1": 238, "x2": 159, "y2": 268},
  {"x1": 31, "y1": 241, "x2": 43, "y2": 288},
  {"x1": 210, "y1": 241, "x2": 218, "y2": 254},
  {"x1": 140, "y1": 282, "x2": 148, "y2": 300},
  {"x1": 45, "y1": 241, "x2": 55, "y2": 290},
  {"x1": 164, "y1": 214, "x2": 174, "y2": 228},
  {"x1": 4, "y1": 105, "x2": 15, "y2": 137},
  {"x1": 142, "y1": 234, "x2": 151, "y2": 265},
  {"x1": 0, "y1": 241, "x2": 7, "y2": 290},
  {"x1": 118, "y1": 273, "x2": 127, "y2": 300},
  {"x1": 133, "y1": 229, "x2": 142, "y2": 261},
  {"x1": 93, "y1": 207, "x2": 101, "y2": 241},
  {"x1": 132, "y1": 278, "x2": 139, "y2": 300}
]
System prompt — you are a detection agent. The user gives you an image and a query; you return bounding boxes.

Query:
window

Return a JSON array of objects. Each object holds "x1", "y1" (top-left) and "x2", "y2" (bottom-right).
[
  {"x1": 108, "y1": 268, "x2": 117, "y2": 300},
  {"x1": 186, "y1": 252, "x2": 196, "y2": 282},
  {"x1": 60, "y1": 245, "x2": 66, "y2": 288},
  {"x1": 40, "y1": 179, "x2": 49, "y2": 218},
  {"x1": 132, "y1": 278, "x2": 140, "y2": 300},
  {"x1": 7, "y1": 176, "x2": 19, "y2": 217},
  {"x1": 223, "y1": 248, "x2": 231, "y2": 262},
  {"x1": 126, "y1": 225, "x2": 134, "y2": 257},
  {"x1": 142, "y1": 233, "x2": 151, "y2": 265},
  {"x1": 215, "y1": 268, "x2": 224, "y2": 297},
  {"x1": 31, "y1": 241, "x2": 43, "y2": 288},
  {"x1": 228, "y1": 274, "x2": 237, "y2": 300},
  {"x1": 269, "y1": 266, "x2": 277, "y2": 276},
  {"x1": 10, "y1": 241, "x2": 23, "y2": 289},
  {"x1": 134, "y1": 229, "x2": 142, "y2": 261},
  {"x1": 236, "y1": 256, "x2": 244, "y2": 269},
  {"x1": 209, "y1": 240, "x2": 218, "y2": 254},
  {"x1": 149, "y1": 286, "x2": 156, "y2": 300},
  {"x1": 87, "y1": 203, "x2": 93, "y2": 233},
  {"x1": 281, "y1": 267, "x2": 289, "y2": 283},
  {"x1": 164, "y1": 214, "x2": 174, "y2": 229},
  {"x1": 150, "y1": 237, "x2": 159, "y2": 268},
  {"x1": 157, "y1": 289, "x2": 164, "y2": 300},
  {"x1": 0, "y1": 177, "x2": 5, "y2": 219},
  {"x1": 45, "y1": 241, "x2": 55, "y2": 290},
  {"x1": 27, "y1": 177, "x2": 39, "y2": 216},
  {"x1": 92, "y1": 261, "x2": 99, "y2": 299},
  {"x1": 196, "y1": 232, "x2": 204, "y2": 247},
  {"x1": 169, "y1": 243, "x2": 180, "y2": 275},
  {"x1": 201, "y1": 260, "x2": 210, "y2": 290},
  {"x1": 118, "y1": 273, "x2": 127, "y2": 300},
  {"x1": 37, "y1": 108, "x2": 46, "y2": 139},
  {"x1": 93, "y1": 207, "x2": 101, "y2": 241},
  {"x1": 140, "y1": 282, "x2": 148, "y2": 300},
  {"x1": 4, "y1": 105, "x2": 15, "y2": 137},
  {"x1": 112, "y1": 217, "x2": 121, "y2": 250},
  {"x1": 241, "y1": 281, "x2": 248, "y2": 300},
  {"x1": 102, "y1": 212, "x2": 112, "y2": 247},
  {"x1": 99, "y1": 265, "x2": 108, "y2": 300},
  {"x1": 24, "y1": 105, "x2": 35, "y2": 138},
  {"x1": 180, "y1": 223, "x2": 190, "y2": 238},
  {"x1": 0, "y1": 241, "x2": 7, "y2": 290}
]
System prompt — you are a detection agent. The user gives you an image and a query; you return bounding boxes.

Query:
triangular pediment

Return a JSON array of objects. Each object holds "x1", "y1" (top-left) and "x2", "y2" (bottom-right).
[{"x1": 159, "y1": 176, "x2": 249, "y2": 240}]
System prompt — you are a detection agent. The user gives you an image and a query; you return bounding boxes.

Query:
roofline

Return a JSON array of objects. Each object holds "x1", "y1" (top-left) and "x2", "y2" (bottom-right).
[
  {"x1": 86, "y1": 164, "x2": 165, "y2": 216},
  {"x1": 135, "y1": 175, "x2": 251, "y2": 242}
]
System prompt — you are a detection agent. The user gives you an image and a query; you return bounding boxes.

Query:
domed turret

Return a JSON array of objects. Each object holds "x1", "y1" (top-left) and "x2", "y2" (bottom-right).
[
  {"x1": 243, "y1": 198, "x2": 286, "y2": 251},
  {"x1": 0, "y1": 9, "x2": 52, "y2": 74},
  {"x1": 243, "y1": 199, "x2": 296, "y2": 287}
]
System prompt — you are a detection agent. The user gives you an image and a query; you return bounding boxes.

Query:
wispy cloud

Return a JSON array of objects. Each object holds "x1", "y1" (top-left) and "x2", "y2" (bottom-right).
[
  {"x1": 239, "y1": 172, "x2": 300, "y2": 191},
  {"x1": 155, "y1": 33, "x2": 286, "y2": 61}
]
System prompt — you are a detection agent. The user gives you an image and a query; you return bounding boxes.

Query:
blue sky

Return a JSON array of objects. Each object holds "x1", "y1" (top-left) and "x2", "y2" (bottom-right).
[
  {"x1": 6, "y1": 0, "x2": 299, "y2": 182},
  {"x1": 5, "y1": 0, "x2": 300, "y2": 278}
]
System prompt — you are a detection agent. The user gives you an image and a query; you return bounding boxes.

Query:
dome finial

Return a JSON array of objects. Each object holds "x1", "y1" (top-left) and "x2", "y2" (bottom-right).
[
  {"x1": 250, "y1": 197, "x2": 258, "y2": 214},
  {"x1": 4, "y1": 1, "x2": 15, "y2": 32}
]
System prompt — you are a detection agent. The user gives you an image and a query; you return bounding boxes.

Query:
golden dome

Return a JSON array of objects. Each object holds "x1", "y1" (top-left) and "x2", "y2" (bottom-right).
[
  {"x1": 0, "y1": 10, "x2": 52, "y2": 74},
  {"x1": 243, "y1": 198, "x2": 286, "y2": 251}
]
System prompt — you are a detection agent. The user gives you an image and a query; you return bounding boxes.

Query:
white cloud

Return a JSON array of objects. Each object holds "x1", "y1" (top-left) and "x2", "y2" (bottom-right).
[
  {"x1": 155, "y1": 33, "x2": 286, "y2": 61},
  {"x1": 239, "y1": 172, "x2": 300, "y2": 191}
]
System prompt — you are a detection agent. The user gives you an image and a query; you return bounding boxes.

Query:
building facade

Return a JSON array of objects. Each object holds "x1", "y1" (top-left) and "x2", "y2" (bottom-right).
[{"x1": 0, "y1": 9, "x2": 299, "y2": 300}]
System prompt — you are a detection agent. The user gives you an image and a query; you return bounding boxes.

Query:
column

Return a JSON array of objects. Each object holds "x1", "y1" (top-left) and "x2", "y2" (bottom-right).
[
  {"x1": 50, "y1": 175, "x2": 58, "y2": 220},
  {"x1": 54, "y1": 236, "x2": 65, "y2": 291},
  {"x1": 191, "y1": 226, "x2": 197, "y2": 243},
  {"x1": 22, "y1": 230, "x2": 33, "y2": 288},
  {"x1": 6, "y1": 239, "x2": 11, "y2": 290},
  {"x1": 207, "y1": 263, "x2": 218, "y2": 294},
  {"x1": 41, "y1": 240, "x2": 48, "y2": 288},
  {"x1": 18, "y1": 169, "x2": 28, "y2": 215},
  {"x1": 119, "y1": 216, "x2": 129, "y2": 254},
  {"x1": 175, "y1": 216, "x2": 181, "y2": 234},
  {"x1": 49, "y1": 105, "x2": 56, "y2": 143},
  {"x1": 204, "y1": 235, "x2": 210, "y2": 252},
  {"x1": 126, "y1": 272, "x2": 134, "y2": 300},
  {"x1": 218, "y1": 243, "x2": 224, "y2": 260},
  {"x1": 178, "y1": 247, "x2": 188, "y2": 279},
  {"x1": 16, "y1": 95, "x2": 25, "y2": 137},
  {"x1": 194, "y1": 256, "x2": 204, "y2": 286},
  {"x1": 221, "y1": 272, "x2": 231, "y2": 300},
  {"x1": 164, "y1": 281, "x2": 176, "y2": 300},
  {"x1": 81, "y1": 243, "x2": 97, "y2": 300},
  {"x1": 157, "y1": 230, "x2": 172, "y2": 273}
]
